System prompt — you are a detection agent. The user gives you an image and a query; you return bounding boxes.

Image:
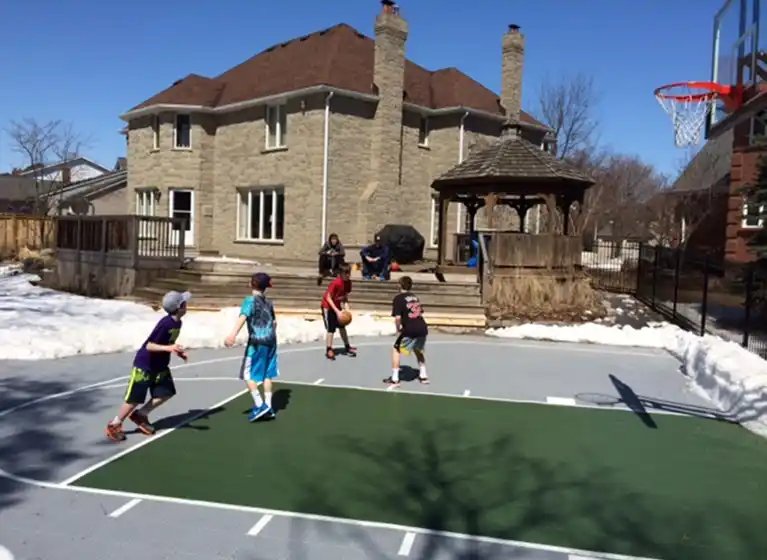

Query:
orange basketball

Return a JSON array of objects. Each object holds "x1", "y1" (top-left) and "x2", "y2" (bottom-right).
[{"x1": 339, "y1": 310, "x2": 353, "y2": 327}]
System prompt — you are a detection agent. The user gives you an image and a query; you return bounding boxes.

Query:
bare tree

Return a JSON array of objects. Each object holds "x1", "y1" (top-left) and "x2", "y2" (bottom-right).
[
  {"x1": 5, "y1": 118, "x2": 92, "y2": 215},
  {"x1": 536, "y1": 72, "x2": 600, "y2": 160}
]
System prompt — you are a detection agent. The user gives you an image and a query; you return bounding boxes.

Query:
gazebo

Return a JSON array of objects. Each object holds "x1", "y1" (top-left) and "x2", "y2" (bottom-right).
[{"x1": 431, "y1": 124, "x2": 595, "y2": 267}]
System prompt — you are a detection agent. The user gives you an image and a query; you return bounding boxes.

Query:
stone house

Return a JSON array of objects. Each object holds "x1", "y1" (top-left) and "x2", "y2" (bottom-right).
[{"x1": 121, "y1": 0, "x2": 553, "y2": 261}]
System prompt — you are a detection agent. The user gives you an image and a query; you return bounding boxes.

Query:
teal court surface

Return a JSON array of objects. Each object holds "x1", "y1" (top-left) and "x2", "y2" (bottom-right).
[{"x1": 1, "y1": 335, "x2": 767, "y2": 560}]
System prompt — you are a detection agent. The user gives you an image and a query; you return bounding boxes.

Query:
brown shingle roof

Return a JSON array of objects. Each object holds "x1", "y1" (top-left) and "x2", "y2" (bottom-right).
[
  {"x1": 432, "y1": 130, "x2": 594, "y2": 188},
  {"x1": 130, "y1": 24, "x2": 545, "y2": 128}
]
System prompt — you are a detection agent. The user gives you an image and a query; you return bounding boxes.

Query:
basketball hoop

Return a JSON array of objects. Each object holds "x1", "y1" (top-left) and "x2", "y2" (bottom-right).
[{"x1": 654, "y1": 81, "x2": 739, "y2": 147}]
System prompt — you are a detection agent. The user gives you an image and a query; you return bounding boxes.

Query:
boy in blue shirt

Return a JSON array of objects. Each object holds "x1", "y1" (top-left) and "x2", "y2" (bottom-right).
[
  {"x1": 225, "y1": 272, "x2": 278, "y2": 422},
  {"x1": 105, "y1": 291, "x2": 191, "y2": 442}
]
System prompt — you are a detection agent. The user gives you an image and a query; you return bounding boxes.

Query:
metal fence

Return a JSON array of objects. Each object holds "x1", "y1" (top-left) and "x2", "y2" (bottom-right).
[{"x1": 585, "y1": 240, "x2": 767, "y2": 359}]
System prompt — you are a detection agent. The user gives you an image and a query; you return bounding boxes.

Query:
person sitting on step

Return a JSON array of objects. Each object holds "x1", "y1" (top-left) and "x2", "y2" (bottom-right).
[
  {"x1": 360, "y1": 234, "x2": 390, "y2": 280},
  {"x1": 317, "y1": 233, "x2": 346, "y2": 285}
]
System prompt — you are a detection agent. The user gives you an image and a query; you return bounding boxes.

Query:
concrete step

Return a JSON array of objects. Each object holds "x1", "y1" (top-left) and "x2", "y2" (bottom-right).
[
  {"x1": 132, "y1": 287, "x2": 482, "y2": 311},
  {"x1": 149, "y1": 276, "x2": 481, "y2": 299}
]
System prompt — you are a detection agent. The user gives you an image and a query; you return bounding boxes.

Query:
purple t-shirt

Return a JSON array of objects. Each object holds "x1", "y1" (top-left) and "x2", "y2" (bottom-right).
[{"x1": 133, "y1": 315, "x2": 182, "y2": 373}]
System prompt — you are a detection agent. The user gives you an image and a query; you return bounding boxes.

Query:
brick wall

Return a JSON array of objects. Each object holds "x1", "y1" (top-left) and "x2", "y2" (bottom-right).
[{"x1": 726, "y1": 148, "x2": 762, "y2": 263}]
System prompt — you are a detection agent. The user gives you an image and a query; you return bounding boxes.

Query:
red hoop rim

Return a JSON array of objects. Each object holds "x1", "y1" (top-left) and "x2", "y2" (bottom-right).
[{"x1": 654, "y1": 81, "x2": 732, "y2": 101}]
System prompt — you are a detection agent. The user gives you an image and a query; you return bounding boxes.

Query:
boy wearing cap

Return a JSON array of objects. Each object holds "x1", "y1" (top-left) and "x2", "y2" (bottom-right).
[
  {"x1": 105, "y1": 290, "x2": 191, "y2": 442},
  {"x1": 225, "y1": 272, "x2": 278, "y2": 422}
]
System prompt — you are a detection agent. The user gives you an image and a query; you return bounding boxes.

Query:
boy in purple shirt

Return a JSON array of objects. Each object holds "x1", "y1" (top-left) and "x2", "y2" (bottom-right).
[{"x1": 105, "y1": 291, "x2": 191, "y2": 442}]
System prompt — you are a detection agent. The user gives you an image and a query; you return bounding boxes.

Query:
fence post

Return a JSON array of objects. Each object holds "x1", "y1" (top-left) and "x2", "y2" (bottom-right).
[
  {"x1": 651, "y1": 246, "x2": 659, "y2": 308},
  {"x1": 635, "y1": 243, "x2": 643, "y2": 296},
  {"x1": 742, "y1": 264, "x2": 753, "y2": 348},
  {"x1": 672, "y1": 248, "x2": 681, "y2": 319},
  {"x1": 700, "y1": 254, "x2": 710, "y2": 337}
]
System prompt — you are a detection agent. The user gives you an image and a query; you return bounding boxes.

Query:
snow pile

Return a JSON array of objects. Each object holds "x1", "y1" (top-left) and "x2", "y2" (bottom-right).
[
  {"x1": 581, "y1": 251, "x2": 624, "y2": 271},
  {"x1": 0, "y1": 271, "x2": 394, "y2": 361},
  {"x1": 488, "y1": 322, "x2": 767, "y2": 438}
]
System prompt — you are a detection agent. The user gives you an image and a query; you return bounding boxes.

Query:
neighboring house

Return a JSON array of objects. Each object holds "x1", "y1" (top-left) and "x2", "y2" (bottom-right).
[
  {"x1": 14, "y1": 157, "x2": 111, "y2": 185},
  {"x1": 0, "y1": 176, "x2": 56, "y2": 213},
  {"x1": 54, "y1": 169, "x2": 128, "y2": 215},
  {"x1": 665, "y1": 121, "x2": 764, "y2": 263},
  {"x1": 121, "y1": 0, "x2": 553, "y2": 260}
]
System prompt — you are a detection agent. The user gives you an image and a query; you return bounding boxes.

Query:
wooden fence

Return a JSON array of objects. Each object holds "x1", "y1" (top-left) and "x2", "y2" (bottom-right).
[{"x1": 0, "y1": 213, "x2": 56, "y2": 257}]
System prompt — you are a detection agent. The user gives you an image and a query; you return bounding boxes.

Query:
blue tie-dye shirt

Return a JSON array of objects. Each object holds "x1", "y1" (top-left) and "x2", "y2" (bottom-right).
[{"x1": 240, "y1": 294, "x2": 276, "y2": 351}]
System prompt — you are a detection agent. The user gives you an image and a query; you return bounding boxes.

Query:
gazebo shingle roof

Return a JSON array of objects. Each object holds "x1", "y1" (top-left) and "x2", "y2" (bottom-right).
[{"x1": 432, "y1": 131, "x2": 594, "y2": 188}]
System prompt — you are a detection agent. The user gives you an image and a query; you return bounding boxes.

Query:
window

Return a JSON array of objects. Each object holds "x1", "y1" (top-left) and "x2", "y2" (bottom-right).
[
  {"x1": 429, "y1": 198, "x2": 439, "y2": 247},
  {"x1": 152, "y1": 115, "x2": 160, "y2": 150},
  {"x1": 135, "y1": 190, "x2": 157, "y2": 238},
  {"x1": 418, "y1": 117, "x2": 430, "y2": 147},
  {"x1": 237, "y1": 187, "x2": 285, "y2": 242},
  {"x1": 265, "y1": 104, "x2": 287, "y2": 149},
  {"x1": 742, "y1": 198, "x2": 765, "y2": 228},
  {"x1": 174, "y1": 114, "x2": 191, "y2": 149}
]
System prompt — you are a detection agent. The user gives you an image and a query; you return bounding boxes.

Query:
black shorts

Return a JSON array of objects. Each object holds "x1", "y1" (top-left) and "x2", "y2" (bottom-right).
[
  {"x1": 124, "y1": 367, "x2": 177, "y2": 404},
  {"x1": 321, "y1": 307, "x2": 342, "y2": 333}
]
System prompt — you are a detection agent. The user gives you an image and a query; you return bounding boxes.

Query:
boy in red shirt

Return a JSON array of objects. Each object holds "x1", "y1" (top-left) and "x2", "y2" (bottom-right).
[{"x1": 321, "y1": 263, "x2": 357, "y2": 360}]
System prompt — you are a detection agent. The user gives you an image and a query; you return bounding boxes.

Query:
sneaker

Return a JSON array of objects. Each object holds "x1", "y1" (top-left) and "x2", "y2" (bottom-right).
[
  {"x1": 345, "y1": 346, "x2": 357, "y2": 357},
  {"x1": 129, "y1": 410, "x2": 156, "y2": 435},
  {"x1": 363, "y1": 275, "x2": 372, "y2": 280},
  {"x1": 248, "y1": 404, "x2": 272, "y2": 422},
  {"x1": 419, "y1": 376, "x2": 430, "y2": 385},
  {"x1": 105, "y1": 422, "x2": 126, "y2": 442},
  {"x1": 383, "y1": 376, "x2": 400, "y2": 388},
  {"x1": 326, "y1": 348, "x2": 336, "y2": 360}
]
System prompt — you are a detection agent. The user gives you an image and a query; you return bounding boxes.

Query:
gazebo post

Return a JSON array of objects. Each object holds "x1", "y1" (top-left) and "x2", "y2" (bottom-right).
[{"x1": 436, "y1": 191, "x2": 450, "y2": 266}]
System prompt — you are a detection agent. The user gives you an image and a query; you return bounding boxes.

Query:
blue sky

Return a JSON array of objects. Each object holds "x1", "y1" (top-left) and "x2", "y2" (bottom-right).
[{"x1": 0, "y1": 0, "x2": 731, "y2": 177}]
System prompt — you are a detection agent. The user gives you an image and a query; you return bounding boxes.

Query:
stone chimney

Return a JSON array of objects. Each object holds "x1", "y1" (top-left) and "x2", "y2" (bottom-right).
[
  {"x1": 362, "y1": 0, "x2": 409, "y2": 232},
  {"x1": 61, "y1": 166, "x2": 71, "y2": 185},
  {"x1": 501, "y1": 24, "x2": 525, "y2": 125}
]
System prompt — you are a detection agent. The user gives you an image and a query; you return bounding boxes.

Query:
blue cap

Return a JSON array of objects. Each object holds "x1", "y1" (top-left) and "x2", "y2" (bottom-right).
[
  {"x1": 162, "y1": 291, "x2": 192, "y2": 313},
  {"x1": 251, "y1": 272, "x2": 272, "y2": 290}
]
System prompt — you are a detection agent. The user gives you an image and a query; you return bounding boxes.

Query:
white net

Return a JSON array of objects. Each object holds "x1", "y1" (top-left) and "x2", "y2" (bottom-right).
[{"x1": 655, "y1": 86, "x2": 717, "y2": 147}]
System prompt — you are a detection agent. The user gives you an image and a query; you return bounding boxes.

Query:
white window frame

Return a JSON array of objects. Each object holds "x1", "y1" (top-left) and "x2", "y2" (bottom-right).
[
  {"x1": 173, "y1": 113, "x2": 192, "y2": 149},
  {"x1": 135, "y1": 189, "x2": 157, "y2": 238},
  {"x1": 418, "y1": 116, "x2": 430, "y2": 147},
  {"x1": 151, "y1": 115, "x2": 160, "y2": 150},
  {"x1": 741, "y1": 198, "x2": 765, "y2": 229},
  {"x1": 265, "y1": 104, "x2": 287, "y2": 149},
  {"x1": 236, "y1": 187, "x2": 285, "y2": 243}
]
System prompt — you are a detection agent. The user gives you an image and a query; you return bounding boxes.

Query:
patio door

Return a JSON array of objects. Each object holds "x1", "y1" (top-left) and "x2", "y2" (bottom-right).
[{"x1": 169, "y1": 189, "x2": 194, "y2": 247}]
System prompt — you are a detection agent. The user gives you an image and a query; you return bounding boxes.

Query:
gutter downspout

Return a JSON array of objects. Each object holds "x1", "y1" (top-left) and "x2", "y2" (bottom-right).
[
  {"x1": 457, "y1": 111, "x2": 469, "y2": 233},
  {"x1": 321, "y1": 91, "x2": 334, "y2": 244}
]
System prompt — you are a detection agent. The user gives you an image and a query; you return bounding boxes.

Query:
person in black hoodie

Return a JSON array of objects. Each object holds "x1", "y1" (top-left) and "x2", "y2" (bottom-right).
[
  {"x1": 317, "y1": 233, "x2": 346, "y2": 284},
  {"x1": 360, "y1": 234, "x2": 390, "y2": 280}
]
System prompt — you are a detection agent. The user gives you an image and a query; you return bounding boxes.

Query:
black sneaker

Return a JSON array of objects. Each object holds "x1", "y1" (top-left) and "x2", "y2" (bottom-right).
[
  {"x1": 345, "y1": 346, "x2": 357, "y2": 357},
  {"x1": 326, "y1": 348, "x2": 336, "y2": 360}
]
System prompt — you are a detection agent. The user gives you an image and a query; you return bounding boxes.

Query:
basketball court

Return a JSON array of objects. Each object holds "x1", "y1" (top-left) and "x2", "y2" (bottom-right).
[
  {"x1": 1, "y1": 334, "x2": 766, "y2": 560},
  {"x1": 655, "y1": 0, "x2": 767, "y2": 147}
]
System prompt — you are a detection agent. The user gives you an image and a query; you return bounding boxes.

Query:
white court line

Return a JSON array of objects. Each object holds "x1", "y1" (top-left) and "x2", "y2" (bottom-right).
[
  {"x1": 397, "y1": 532, "x2": 417, "y2": 556},
  {"x1": 57, "y1": 389, "x2": 248, "y2": 486},
  {"x1": 462, "y1": 390, "x2": 471, "y2": 397},
  {"x1": 0, "y1": 464, "x2": 659, "y2": 560},
  {"x1": 313, "y1": 378, "x2": 324, "y2": 385},
  {"x1": 247, "y1": 514, "x2": 273, "y2": 536},
  {"x1": 107, "y1": 498, "x2": 141, "y2": 518},
  {"x1": 546, "y1": 397, "x2": 577, "y2": 406}
]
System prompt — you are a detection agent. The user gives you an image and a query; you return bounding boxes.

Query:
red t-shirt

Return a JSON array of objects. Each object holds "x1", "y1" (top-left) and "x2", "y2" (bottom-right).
[{"x1": 321, "y1": 276, "x2": 352, "y2": 309}]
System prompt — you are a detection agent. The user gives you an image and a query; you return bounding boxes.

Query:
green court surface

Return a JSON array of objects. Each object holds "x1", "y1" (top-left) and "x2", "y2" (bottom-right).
[{"x1": 76, "y1": 385, "x2": 767, "y2": 559}]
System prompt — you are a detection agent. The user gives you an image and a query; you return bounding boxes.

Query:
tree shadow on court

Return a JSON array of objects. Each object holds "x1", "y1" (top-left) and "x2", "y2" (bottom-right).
[
  {"x1": 0, "y1": 375, "x2": 107, "y2": 512},
  {"x1": 286, "y1": 422, "x2": 765, "y2": 560}
]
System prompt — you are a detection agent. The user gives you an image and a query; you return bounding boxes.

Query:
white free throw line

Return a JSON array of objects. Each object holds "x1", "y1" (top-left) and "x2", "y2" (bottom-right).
[
  {"x1": 247, "y1": 514, "x2": 274, "y2": 536},
  {"x1": 546, "y1": 397, "x2": 577, "y2": 406},
  {"x1": 398, "y1": 532, "x2": 417, "y2": 556},
  {"x1": 462, "y1": 390, "x2": 471, "y2": 397},
  {"x1": 58, "y1": 389, "x2": 248, "y2": 486},
  {"x1": 108, "y1": 498, "x2": 141, "y2": 518},
  {"x1": 313, "y1": 378, "x2": 325, "y2": 385}
]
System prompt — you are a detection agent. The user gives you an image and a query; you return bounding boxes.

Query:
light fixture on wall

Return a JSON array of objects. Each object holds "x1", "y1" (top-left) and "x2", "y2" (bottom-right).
[{"x1": 300, "y1": 99, "x2": 307, "y2": 113}]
